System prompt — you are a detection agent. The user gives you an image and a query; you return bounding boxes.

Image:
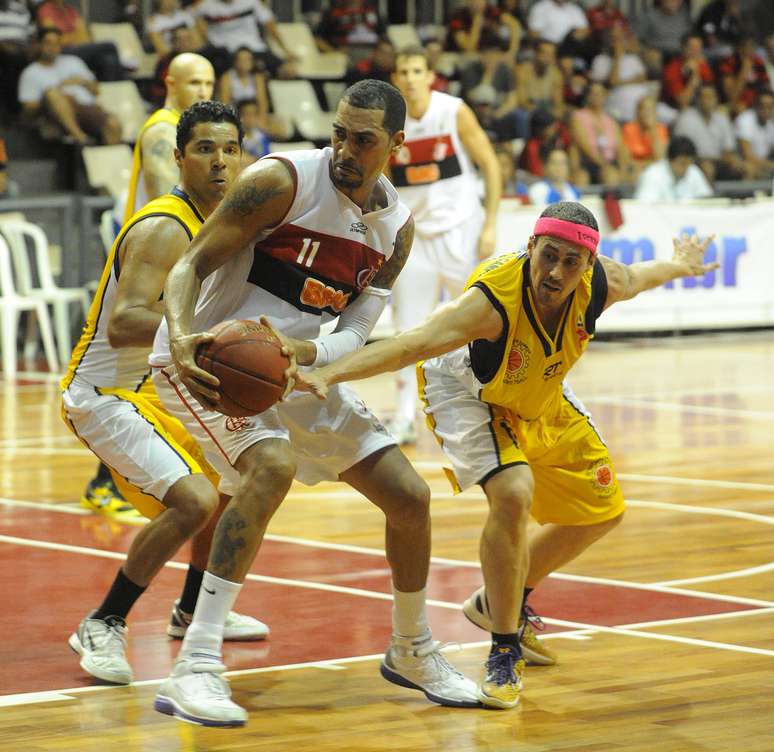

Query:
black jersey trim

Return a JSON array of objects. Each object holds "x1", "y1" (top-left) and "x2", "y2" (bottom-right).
[
  {"x1": 584, "y1": 259, "x2": 608, "y2": 336},
  {"x1": 171, "y1": 186, "x2": 205, "y2": 224},
  {"x1": 478, "y1": 461, "x2": 529, "y2": 489},
  {"x1": 468, "y1": 281, "x2": 509, "y2": 385},
  {"x1": 555, "y1": 291, "x2": 575, "y2": 352}
]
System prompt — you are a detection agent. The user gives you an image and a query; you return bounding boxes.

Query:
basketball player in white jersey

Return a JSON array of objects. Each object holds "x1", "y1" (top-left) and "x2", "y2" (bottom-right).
[
  {"x1": 387, "y1": 45, "x2": 501, "y2": 443},
  {"x1": 63, "y1": 102, "x2": 268, "y2": 686},
  {"x1": 149, "y1": 80, "x2": 479, "y2": 727}
]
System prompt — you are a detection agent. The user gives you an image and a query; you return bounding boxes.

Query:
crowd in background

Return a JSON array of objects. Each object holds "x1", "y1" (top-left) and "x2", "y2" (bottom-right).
[{"x1": 1, "y1": 0, "x2": 773, "y2": 199}]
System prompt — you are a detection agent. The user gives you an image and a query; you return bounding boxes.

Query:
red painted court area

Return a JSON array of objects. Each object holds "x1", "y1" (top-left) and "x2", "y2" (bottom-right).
[{"x1": 0, "y1": 505, "x2": 760, "y2": 695}]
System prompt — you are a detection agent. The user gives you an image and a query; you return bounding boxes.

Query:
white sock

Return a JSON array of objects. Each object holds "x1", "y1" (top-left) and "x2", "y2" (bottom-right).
[
  {"x1": 392, "y1": 586, "x2": 429, "y2": 638},
  {"x1": 179, "y1": 571, "x2": 242, "y2": 660}
]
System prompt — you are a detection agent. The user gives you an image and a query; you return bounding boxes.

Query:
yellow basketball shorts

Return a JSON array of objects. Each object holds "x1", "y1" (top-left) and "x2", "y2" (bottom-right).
[
  {"x1": 418, "y1": 362, "x2": 625, "y2": 526},
  {"x1": 61, "y1": 377, "x2": 220, "y2": 519}
]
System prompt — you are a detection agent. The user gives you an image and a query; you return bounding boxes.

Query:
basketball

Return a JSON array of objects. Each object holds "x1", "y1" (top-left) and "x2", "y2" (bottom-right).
[{"x1": 195, "y1": 319, "x2": 290, "y2": 417}]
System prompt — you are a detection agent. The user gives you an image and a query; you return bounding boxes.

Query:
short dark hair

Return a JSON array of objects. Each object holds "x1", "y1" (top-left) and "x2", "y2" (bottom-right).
[
  {"x1": 176, "y1": 100, "x2": 243, "y2": 152},
  {"x1": 668, "y1": 135, "x2": 697, "y2": 160},
  {"x1": 341, "y1": 79, "x2": 406, "y2": 135},
  {"x1": 539, "y1": 201, "x2": 599, "y2": 232}
]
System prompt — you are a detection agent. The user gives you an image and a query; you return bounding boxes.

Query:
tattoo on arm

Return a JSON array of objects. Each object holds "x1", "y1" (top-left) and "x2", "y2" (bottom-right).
[
  {"x1": 222, "y1": 182, "x2": 287, "y2": 217},
  {"x1": 143, "y1": 129, "x2": 178, "y2": 199},
  {"x1": 371, "y1": 218, "x2": 415, "y2": 289}
]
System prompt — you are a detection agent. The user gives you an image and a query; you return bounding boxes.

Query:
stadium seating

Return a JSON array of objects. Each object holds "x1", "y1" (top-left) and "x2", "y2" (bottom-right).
[
  {"x1": 97, "y1": 81, "x2": 149, "y2": 144},
  {"x1": 268, "y1": 80, "x2": 336, "y2": 142},
  {"x1": 273, "y1": 22, "x2": 348, "y2": 79}
]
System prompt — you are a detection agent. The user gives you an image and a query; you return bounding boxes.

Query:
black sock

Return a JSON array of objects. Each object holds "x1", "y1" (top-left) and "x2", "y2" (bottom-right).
[
  {"x1": 178, "y1": 564, "x2": 204, "y2": 615},
  {"x1": 491, "y1": 632, "x2": 522, "y2": 653},
  {"x1": 94, "y1": 569, "x2": 146, "y2": 621},
  {"x1": 94, "y1": 462, "x2": 112, "y2": 482}
]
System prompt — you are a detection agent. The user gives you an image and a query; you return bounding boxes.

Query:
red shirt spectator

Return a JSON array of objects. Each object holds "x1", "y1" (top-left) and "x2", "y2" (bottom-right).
[
  {"x1": 519, "y1": 109, "x2": 572, "y2": 176},
  {"x1": 662, "y1": 34, "x2": 715, "y2": 109},
  {"x1": 587, "y1": 0, "x2": 629, "y2": 40},
  {"x1": 718, "y1": 38, "x2": 770, "y2": 112},
  {"x1": 317, "y1": 0, "x2": 384, "y2": 50},
  {"x1": 447, "y1": 1, "x2": 504, "y2": 52}
]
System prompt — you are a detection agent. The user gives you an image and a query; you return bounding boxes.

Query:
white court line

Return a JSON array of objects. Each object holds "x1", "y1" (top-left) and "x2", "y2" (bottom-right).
[
  {"x1": 0, "y1": 435, "x2": 79, "y2": 448},
  {"x1": 655, "y1": 561, "x2": 774, "y2": 587},
  {"x1": 1, "y1": 498, "x2": 772, "y2": 606},
  {"x1": 581, "y1": 395, "x2": 774, "y2": 421},
  {"x1": 626, "y1": 499, "x2": 774, "y2": 526},
  {"x1": 0, "y1": 448, "x2": 92, "y2": 456}
]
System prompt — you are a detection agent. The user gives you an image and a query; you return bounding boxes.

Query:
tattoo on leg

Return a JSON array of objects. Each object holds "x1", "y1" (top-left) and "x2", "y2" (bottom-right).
[{"x1": 211, "y1": 507, "x2": 249, "y2": 577}]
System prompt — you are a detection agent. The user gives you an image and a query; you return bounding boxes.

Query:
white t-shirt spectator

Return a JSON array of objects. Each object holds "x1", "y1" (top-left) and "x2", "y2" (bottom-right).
[
  {"x1": 0, "y1": 0, "x2": 31, "y2": 44},
  {"x1": 528, "y1": 0, "x2": 588, "y2": 45},
  {"x1": 195, "y1": 0, "x2": 274, "y2": 54},
  {"x1": 634, "y1": 160, "x2": 713, "y2": 202},
  {"x1": 590, "y1": 53, "x2": 650, "y2": 122},
  {"x1": 528, "y1": 180, "x2": 581, "y2": 205},
  {"x1": 734, "y1": 108, "x2": 774, "y2": 160},
  {"x1": 673, "y1": 108, "x2": 736, "y2": 160},
  {"x1": 147, "y1": 9, "x2": 196, "y2": 48},
  {"x1": 18, "y1": 54, "x2": 96, "y2": 106}
]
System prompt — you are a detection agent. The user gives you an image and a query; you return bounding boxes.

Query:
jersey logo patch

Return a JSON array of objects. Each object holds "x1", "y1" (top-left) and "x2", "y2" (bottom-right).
[
  {"x1": 504, "y1": 340, "x2": 530, "y2": 384},
  {"x1": 349, "y1": 221, "x2": 367, "y2": 235},
  {"x1": 591, "y1": 459, "x2": 617, "y2": 496},
  {"x1": 576, "y1": 314, "x2": 589, "y2": 343},
  {"x1": 300, "y1": 277, "x2": 351, "y2": 313},
  {"x1": 225, "y1": 416, "x2": 251, "y2": 432}
]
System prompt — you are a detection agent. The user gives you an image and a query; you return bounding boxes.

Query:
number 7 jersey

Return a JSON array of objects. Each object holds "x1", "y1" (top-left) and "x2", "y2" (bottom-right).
[{"x1": 150, "y1": 147, "x2": 411, "y2": 366}]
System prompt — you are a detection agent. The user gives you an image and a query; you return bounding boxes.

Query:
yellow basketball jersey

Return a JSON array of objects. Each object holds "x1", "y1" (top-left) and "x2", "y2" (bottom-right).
[
  {"x1": 465, "y1": 252, "x2": 608, "y2": 421},
  {"x1": 123, "y1": 107, "x2": 180, "y2": 224},
  {"x1": 62, "y1": 189, "x2": 204, "y2": 392}
]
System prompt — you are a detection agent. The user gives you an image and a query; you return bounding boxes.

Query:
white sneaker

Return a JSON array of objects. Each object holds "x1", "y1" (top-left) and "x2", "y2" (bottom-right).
[
  {"x1": 385, "y1": 417, "x2": 417, "y2": 446},
  {"x1": 68, "y1": 612, "x2": 132, "y2": 684},
  {"x1": 166, "y1": 600, "x2": 270, "y2": 641},
  {"x1": 154, "y1": 655, "x2": 247, "y2": 727},
  {"x1": 380, "y1": 630, "x2": 480, "y2": 707}
]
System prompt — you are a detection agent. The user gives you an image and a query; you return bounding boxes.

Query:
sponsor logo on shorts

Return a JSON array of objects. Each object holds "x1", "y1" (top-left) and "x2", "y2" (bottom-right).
[
  {"x1": 504, "y1": 340, "x2": 530, "y2": 384},
  {"x1": 225, "y1": 416, "x2": 251, "y2": 432},
  {"x1": 590, "y1": 458, "x2": 616, "y2": 496}
]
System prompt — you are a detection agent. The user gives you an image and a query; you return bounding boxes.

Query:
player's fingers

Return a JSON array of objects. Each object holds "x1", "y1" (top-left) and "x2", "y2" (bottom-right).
[
  {"x1": 701, "y1": 234, "x2": 715, "y2": 251},
  {"x1": 188, "y1": 364, "x2": 220, "y2": 387}
]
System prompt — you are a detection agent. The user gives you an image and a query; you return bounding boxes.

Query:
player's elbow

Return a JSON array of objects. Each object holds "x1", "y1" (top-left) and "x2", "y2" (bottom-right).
[{"x1": 107, "y1": 308, "x2": 141, "y2": 348}]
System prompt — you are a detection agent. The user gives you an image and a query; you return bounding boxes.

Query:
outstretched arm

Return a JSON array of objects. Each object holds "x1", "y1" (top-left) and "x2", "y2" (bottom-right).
[
  {"x1": 601, "y1": 232, "x2": 719, "y2": 309},
  {"x1": 297, "y1": 286, "x2": 503, "y2": 399}
]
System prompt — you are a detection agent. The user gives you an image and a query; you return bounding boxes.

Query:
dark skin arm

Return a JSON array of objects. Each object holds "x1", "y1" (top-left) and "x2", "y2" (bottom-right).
[{"x1": 107, "y1": 216, "x2": 193, "y2": 347}]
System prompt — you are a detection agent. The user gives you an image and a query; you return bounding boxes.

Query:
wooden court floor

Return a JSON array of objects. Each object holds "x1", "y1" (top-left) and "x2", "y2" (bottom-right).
[{"x1": 0, "y1": 332, "x2": 772, "y2": 752}]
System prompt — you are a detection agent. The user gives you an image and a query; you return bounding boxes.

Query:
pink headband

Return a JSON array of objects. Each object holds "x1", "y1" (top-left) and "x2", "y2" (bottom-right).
[{"x1": 533, "y1": 217, "x2": 599, "y2": 254}]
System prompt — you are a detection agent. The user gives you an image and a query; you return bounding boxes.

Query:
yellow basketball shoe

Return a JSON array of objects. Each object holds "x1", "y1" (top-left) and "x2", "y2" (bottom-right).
[
  {"x1": 81, "y1": 477, "x2": 141, "y2": 519},
  {"x1": 462, "y1": 587, "x2": 557, "y2": 666},
  {"x1": 479, "y1": 645, "x2": 525, "y2": 709}
]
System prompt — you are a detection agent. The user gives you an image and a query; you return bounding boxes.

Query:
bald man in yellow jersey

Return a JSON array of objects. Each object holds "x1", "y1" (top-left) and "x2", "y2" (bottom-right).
[
  {"x1": 62, "y1": 102, "x2": 268, "y2": 686},
  {"x1": 297, "y1": 201, "x2": 718, "y2": 709},
  {"x1": 82, "y1": 52, "x2": 216, "y2": 516}
]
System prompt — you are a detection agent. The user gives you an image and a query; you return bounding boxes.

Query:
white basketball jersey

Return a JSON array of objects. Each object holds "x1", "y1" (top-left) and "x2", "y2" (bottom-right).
[
  {"x1": 150, "y1": 148, "x2": 411, "y2": 366},
  {"x1": 389, "y1": 91, "x2": 482, "y2": 236}
]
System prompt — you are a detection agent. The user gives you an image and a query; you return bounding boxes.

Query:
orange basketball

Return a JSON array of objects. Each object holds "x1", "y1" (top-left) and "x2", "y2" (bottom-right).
[{"x1": 195, "y1": 319, "x2": 289, "y2": 417}]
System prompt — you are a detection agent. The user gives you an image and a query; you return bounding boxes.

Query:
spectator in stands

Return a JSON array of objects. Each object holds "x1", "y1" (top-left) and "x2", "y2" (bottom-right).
[
  {"x1": 194, "y1": 0, "x2": 297, "y2": 79},
  {"x1": 447, "y1": 0, "x2": 521, "y2": 59},
  {"x1": 718, "y1": 36, "x2": 771, "y2": 116},
  {"x1": 764, "y1": 34, "x2": 774, "y2": 87},
  {"x1": 735, "y1": 88, "x2": 774, "y2": 179},
  {"x1": 623, "y1": 94, "x2": 669, "y2": 177},
  {"x1": 528, "y1": 148, "x2": 581, "y2": 204},
  {"x1": 520, "y1": 107, "x2": 587, "y2": 184},
  {"x1": 586, "y1": 0, "x2": 629, "y2": 46},
  {"x1": 150, "y1": 24, "x2": 199, "y2": 105},
  {"x1": 515, "y1": 39, "x2": 564, "y2": 118},
  {"x1": 147, "y1": 0, "x2": 203, "y2": 58},
  {"x1": 17, "y1": 27, "x2": 121, "y2": 145},
  {"x1": 590, "y1": 24, "x2": 651, "y2": 123},
  {"x1": 634, "y1": 135, "x2": 713, "y2": 201},
  {"x1": 0, "y1": 0, "x2": 32, "y2": 116},
  {"x1": 35, "y1": 0, "x2": 125, "y2": 80},
  {"x1": 0, "y1": 138, "x2": 20, "y2": 198},
  {"x1": 466, "y1": 83, "x2": 517, "y2": 145},
  {"x1": 527, "y1": 0, "x2": 588, "y2": 47},
  {"x1": 674, "y1": 83, "x2": 747, "y2": 181},
  {"x1": 495, "y1": 145, "x2": 529, "y2": 200},
  {"x1": 346, "y1": 37, "x2": 394, "y2": 84},
  {"x1": 424, "y1": 38, "x2": 451, "y2": 92},
  {"x1": 316, "y1": 0, "x2": 384, "y2": 60},
  {"x1": 637, "y1": 0, "x2": 692, "y2": 75},
  {"x1": 237, "y1": 99, "x2": 291, "y2": 164},
  {"x1": 570, "y1": 81, "x2": 631, "y2": 185},
  {"x1": 661, "y1": 32, "x2": 715, "y2": 110},
  {"x1": 219, "y1": 51, "x2": 291, "y2": 142},
  {"x1": 695, "y1": 0, "x2": 749, "y2": 61},
  {"x1": 558, "y1": 54, "x2": 589, "y2": 111}
]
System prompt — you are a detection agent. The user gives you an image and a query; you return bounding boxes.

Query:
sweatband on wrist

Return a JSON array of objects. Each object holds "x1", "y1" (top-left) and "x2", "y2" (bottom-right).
[
  {"x1": 533, "y1": 217, "x2": 600, "y2": 254},
  {"x1": 311, "y1": 286, "x2": 390, "y2": 367}
]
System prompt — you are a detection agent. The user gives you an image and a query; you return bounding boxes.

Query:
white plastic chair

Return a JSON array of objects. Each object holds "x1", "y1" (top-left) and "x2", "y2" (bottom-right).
[
  {"x1": 90, "y1": 22, "x2": 158, "y2": 78},
  {"x1": 0, "y1": 234, "x2": 58, "y2": 378},
  {"x1": 96, "y1": 81, "x2": 149, "y2": 143},
  {"x1": 273, "y1": 22, "x2": 348, "y2": 79},
  {"x1": 268, "y1": 80, "x2": 336, "y2": 142},
  {"x1": 82, "y1": 145, "x2": 133, "y2": 200},
  {"x1": 386, "y1": 24, "x2": 422, "y2": 50},
  {"x1": 1, "y1": 220, "x2": 90, "y2": 366}
]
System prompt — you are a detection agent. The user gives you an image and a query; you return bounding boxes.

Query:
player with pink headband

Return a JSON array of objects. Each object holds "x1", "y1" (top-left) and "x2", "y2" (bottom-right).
[{"x1": 296, "y1": 201, "x2": 717, "y2": 709}]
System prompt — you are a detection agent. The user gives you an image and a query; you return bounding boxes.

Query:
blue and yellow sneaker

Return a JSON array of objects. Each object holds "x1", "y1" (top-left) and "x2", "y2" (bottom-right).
[
  {"x1": 81, "y1": 476, "x2": 141, "y2": 519},
  {"x1": 479, "y1": 645, "x2": 525, "y2": 709}
]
